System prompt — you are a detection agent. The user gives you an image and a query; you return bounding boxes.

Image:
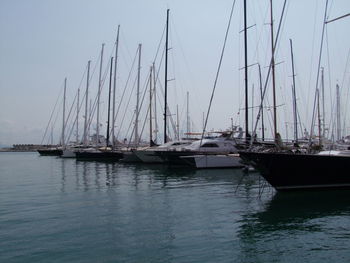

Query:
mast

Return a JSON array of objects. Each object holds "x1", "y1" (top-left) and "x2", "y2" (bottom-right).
[
  {"x1": 269, "y1": 0, "x2": 278, "y2": 140},
  {"x1": 258, "y1": 64, "x2": 264, "y2": 141},
  {"x1": 61, "y1": 78, "x2": 67, "y2": 147},
  {"x1": 336, "y1": 84, "x2": 341, "y2": 141},
  {"x1": 243, "y1": 0, "x2": 249, "y2": 142},
  {"x1": 164, "y1": 9, "x2": 170, "y2": 144},
  {"x1": 321, "y1": 67, "x2": 325, "y2": 139},
  {"x1": 112, "y1": 25, "x2": 120, "y2": 149},
  {"x1": 89, "y1": 99, "x2": 92, "y2": 140},
  {"x1": 106, "y1": 57, "x2": 113, "y2": 148},
  {"x1": 96, "y1": 43, "x2": 105, "y2": 146},
  {"x1": 251, "y1": 84, "x2": 254, "y2": 133},
  {"x1": 186, "y1": 91, "x2": 190, "y2": 138},
  {"x1": 135, "y1": 44, "x2": 142, "y2": 145},
  {"x1": 83, "y1": 61, "x2": 91, "y2": 146},
  {"x1": 176, "y1": 104, "x2": 180, "y2": 140},
  {"x1": 309, "y1": 0, "x2": 328, "y2": 146},
  {"x1": 76, "y1": 88, "x2": 80, "y2": 143},
  {"x1": 51, "y1": 125, "x2": 54, "y2": 145},
  {"x1": 149, "y1": 66, "x2": 153, "y2": 146},
  {"x1": 153, "y1": 63, "x2": 158, "y2": 144},
  {"x1": 290, "y1": 39, "x2": 298, "y2": 144},
  {"x1": 317, "y1": 88, "x2": 322, "y2": 146}
]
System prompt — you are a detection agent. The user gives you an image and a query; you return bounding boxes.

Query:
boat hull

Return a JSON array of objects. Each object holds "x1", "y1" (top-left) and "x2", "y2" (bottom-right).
[
  {"x1": 75, "y1": 151, "x2": 123, "y2": 161},
  {"x1": 181, "y1": 154, "x2": 244, "y2": 169},
  {"x1": 239, "y1": 151, "x2": 350, "y2": 191},
  {"x1": 156, "y1": 151, "x2": 201, "y2": 165},
  {"x1": 133, "y1": 149, "x2": 164, "y2": 163},
  {"x1": 61, "y1": 149, "x2": 76, "y2": 158},
  {"x1": 37, "y1": 149, "x2": 63, "y2": 156},
  {"x1": 120, "y1": 151, "x2": 142, "y2": 163}
]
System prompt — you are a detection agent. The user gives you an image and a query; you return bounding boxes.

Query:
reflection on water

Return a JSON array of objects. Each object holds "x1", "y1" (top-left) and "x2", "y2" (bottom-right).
[
  {"x1": 237, "y1": 190, "x2": 350, "y2": 262},
  {"x1": 55, "y1": 159, "x2": 263, "y2": 195},
  {"x1": 2, "y1": 153, "x2": 350, "y2": 262},
  {"x1": 240, "y1": 191, "x2": 350, "y2": 232}
]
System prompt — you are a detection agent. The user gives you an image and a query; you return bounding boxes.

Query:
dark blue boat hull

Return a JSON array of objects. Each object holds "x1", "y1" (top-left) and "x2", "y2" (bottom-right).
[{"x1": 239, "y1": 151, "x2": 350, "y2": 191}]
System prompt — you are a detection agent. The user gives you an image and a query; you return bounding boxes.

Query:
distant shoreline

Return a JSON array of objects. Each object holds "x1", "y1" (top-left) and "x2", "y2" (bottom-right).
[
  {"x1": 0, "y1": 144, "x2": 58, "y2": 152},
  {"x1": 0, "y1": 148, "x2": 37, "y2": 152}
]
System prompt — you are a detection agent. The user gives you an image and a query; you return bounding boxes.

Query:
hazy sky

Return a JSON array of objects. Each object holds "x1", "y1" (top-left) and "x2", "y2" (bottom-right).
[{"x1": 0, "y1": 0, "x2": 349, "y2": 145}]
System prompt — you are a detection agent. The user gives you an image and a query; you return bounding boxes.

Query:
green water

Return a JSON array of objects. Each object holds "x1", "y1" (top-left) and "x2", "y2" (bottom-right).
[{"x1": 1, "y1": 152, "x2": 350, "y2": 262}]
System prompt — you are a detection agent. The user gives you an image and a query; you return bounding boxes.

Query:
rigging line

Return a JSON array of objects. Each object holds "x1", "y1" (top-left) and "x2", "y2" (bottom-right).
[
  {"x1": 120, "y1": 28, "x2": 133, "y2": 64},
  {"x1": 63, "y1": 66, "x2": 88, "y2": 144},
  {"x1": 63, "y1": 90, "x2": 78, "y2": 144},
  {"x1": 153, "y1": 46, "x2": 178, "y2": 138},
  {"x1": 116, "y1": 69, "x2": 139, "y2": 142},
  {"x1": 114, "y1": 49, "x2": 138, "y2": 128},
  {"x1": 49, "y1": 99, "x2": 63, "y2": 145},
  {"x1": 137, "y1": 79, "x2": 152, "y2": 145},
  {"x1": 87, "y1": 51, "x2": 113, "y2": 135},
  {"x1": 326, "y1": 13, "x2": 350, "y2": 24},
  {"x1": 306, "y1": 1, "x2": 321, "y2": 124},
  {"x1": 83, "y1": 51, "x2": 103, "y2": 133},
  {"x1": 250, "y1": 0, "x2": 288, "y2": 146},
  {"x1": 125, "y1": 68, "x2": 152, "y2": 148},
  {"x1": 170, "y1": 17, "x2": 198, "y2": 105},
  {"x1": 152, "y1": 23, "x2": 166, "y2": 65},
  {"x1": 41, "y1": 81, "x2": 65, "y2": 144},
  {"x1": 341, "y1": 48, "x2": 350, "y2": 135},
  {"x1": 113, "y1": 47, "x2": 139, "y2": 138},
  {"x1": 135, "y1": 71, "x2": 153, "y2": 142},
  {"x1": 200, "y1": 0, "x2": 237, "y2": 145},
  {"x1": 309, "y1": 0, "x2": 329, "y2": 145},
  {"x1": 325, "y1": 27, "x2": 334, "y2": 139},
  {"x1": 112, "y1": 59, "x2": 151, "y2": 142}
]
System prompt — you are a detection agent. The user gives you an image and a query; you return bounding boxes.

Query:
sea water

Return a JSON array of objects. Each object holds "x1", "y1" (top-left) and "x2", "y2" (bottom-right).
[{"x1": 1, "y1": 152, "x2": 350, "y2": 262}]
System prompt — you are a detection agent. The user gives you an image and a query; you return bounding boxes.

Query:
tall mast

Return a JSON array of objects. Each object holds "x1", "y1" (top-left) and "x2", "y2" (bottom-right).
[
  {"x1": 112, "y1": 25, "x2": 120, "y2": 149},
  {"x1": 243, "y1": 0, "x2": 249, "y2": 142},
  {"x1": 164, "y1": 9, "x2": 170, "y2": 144},
  {"x1": 61, "y1": 77, "x2": 67, "y2": 147},
  {"x1": 153, "y1": 63, "x2": 158, "y2": 143},
  {"x1": 270, "y1": 0, "x2": 277, "y2": 140},
  {"x1": 96, "y1": 43, "x2": 105, "y2": 146},
  {"x1": 76, "y1": 88, "x2": 80, "y2": 143},
  {"x1": 83, "y1": 61, "x2": 91, "y2": 146},
  {"x1": 106, "y1": 57, "x2": 113, "y2": 148},
  {"x1": 258, "y1": 64, "x2": 264, "y2": 141},
  {"x1": 135, "y1": 44, "x2": 142, "y2": 145},
  {"x1": 290, "y1": 39, "x2": 298, "y2": 144},
  {"x1": 149, "y1": 66, "x2": 153, "y2": 146}
]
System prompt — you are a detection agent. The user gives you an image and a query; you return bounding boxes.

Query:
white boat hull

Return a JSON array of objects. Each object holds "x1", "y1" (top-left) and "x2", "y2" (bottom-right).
[{"x1": 181, "y1": 154, "x2": 243, "y2": 168}]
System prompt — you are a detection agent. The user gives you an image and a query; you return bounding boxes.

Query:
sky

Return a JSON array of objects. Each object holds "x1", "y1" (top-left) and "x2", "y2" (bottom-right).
[{"x1": 0, "y1": 0, "x2": 349, "y2": 146}]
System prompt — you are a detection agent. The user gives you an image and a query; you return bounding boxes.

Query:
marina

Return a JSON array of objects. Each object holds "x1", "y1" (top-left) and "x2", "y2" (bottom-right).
[
  {"x1": 1, "y1": 0, "x2": 350, "y2": 262},
  {"x1": 1, "y1": 152, "x2": 350, "y2": 262}
]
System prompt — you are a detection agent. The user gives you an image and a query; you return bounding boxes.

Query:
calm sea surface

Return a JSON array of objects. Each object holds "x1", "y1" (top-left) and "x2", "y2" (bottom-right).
[{"x1": 1, "y1": 152, "x2": 350, "y2": 262}]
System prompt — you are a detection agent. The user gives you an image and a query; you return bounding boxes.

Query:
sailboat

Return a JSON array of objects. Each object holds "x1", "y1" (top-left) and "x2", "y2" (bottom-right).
[
  {"x1": 239, "y1": 2, "x2": 350, "y2": 191},
  {"x1": 76, "y1": 55, "x2": 123, "y2": 161},
  {"x1": 38, "y1": 78, "x2": 67, "y2": 156}
]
